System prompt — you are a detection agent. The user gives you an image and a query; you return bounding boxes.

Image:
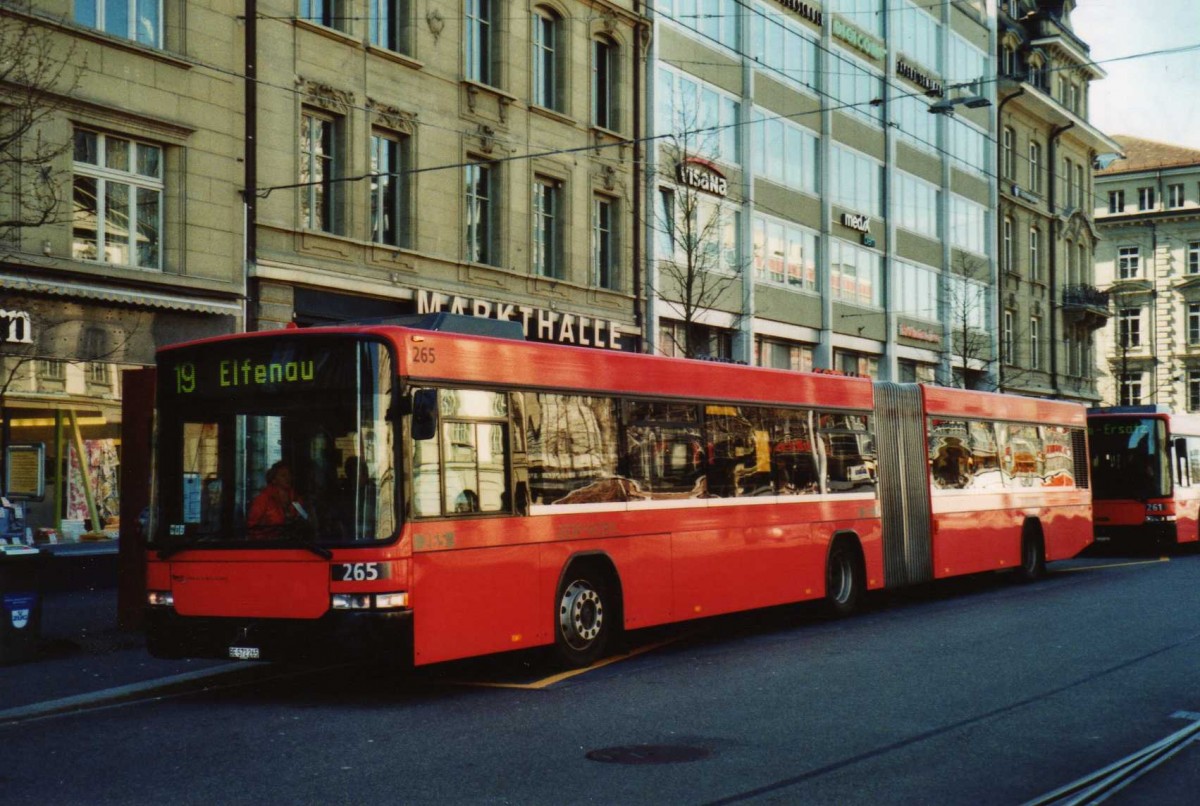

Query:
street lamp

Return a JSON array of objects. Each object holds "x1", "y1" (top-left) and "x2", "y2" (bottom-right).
[
  {"x1": 927, "y1": 81, "x2": 992, "y2": 115},
  {"x1": 928, "y1": 93, "x2": 992, "y2": 114}
]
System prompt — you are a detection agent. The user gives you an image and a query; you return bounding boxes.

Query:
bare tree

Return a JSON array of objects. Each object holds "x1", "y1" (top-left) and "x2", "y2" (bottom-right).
[
  {"x1": 0, "y1": 1, "x2": 83, "y2": 245},
  {"x1": 942, "y1": 254, "x2": 996, "y2": 389},
  {"x1": 648, "y1": 101, "x2": 745, "y2": 360}
]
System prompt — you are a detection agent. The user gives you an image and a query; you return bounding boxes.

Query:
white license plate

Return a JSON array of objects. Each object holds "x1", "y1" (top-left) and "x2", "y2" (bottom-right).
[{"x1": 229, "y1": 646, "x2": 261, "y2": 660}]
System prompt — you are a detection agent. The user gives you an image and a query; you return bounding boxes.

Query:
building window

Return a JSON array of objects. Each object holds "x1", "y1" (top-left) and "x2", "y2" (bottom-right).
[
  {"x1": 1064, "y1": 238, "x2": 1079, "y2": 286},
  {"x1": 657, "y1": 65, "x2": 740, "y2": 166},
  {"x1": 532, "y1": 176, "x2": 562, "y2": 279},
  {"x1": 1120, "y1": 374, "x2": 1143, "y2": 407},
  {"x1": 950, "y1": 194, "x2": 988, "y2": 255},
  {"x1": 1003, "y1": 309, "x2": 1015, "y2": 365},
  {"x1": 753, "y1": 214, "x2": 819, "y2": 292},
  {"x1": 1001, "y1": 44, "x2": 1017, "y2": 77},
  {"x1": 531, "y1": 8, "x2": 563, "y2": 111},
  {"x1": 1118, "y1": 307, "x2": 1142, "y2": 349},
  {"x1": 1029, "y1": 227, "x2": 1041, "y2": 282},
  {"x1": 75, "y1": 0, "x2": 161, "y2": 47},
  {"x1": 834, "y1": 350, "x2": 879, "y2": 379},
  {"x1": 72, "y1": 129, "x2": 163, "y2": 269},
  {"x1": 1029, "y1": 141, "x2": 1042, "y2": 193},
  {"x1": 1189, "y1": 370, "x2": 1200, "y2": 412},
  {"x1": 1169, "y1": 183, "x2": 1186, "y2": 208},
  {"x1": 1189, "y1": 303, "x2": 1200, "y2": 346},
  {"x1": 1002, "y1": 127, "x2": 1016, "y2": 179},
  {"x1": 1117, "y1": 246, "x2": 1141, "y2": 280},
  {"x1": 300, "y1": 111, "x2": 340, "y2": 233},
  {"x1": 1189, "y1": 241, "x2": 1200, "y2": 275},
  {"x1": 757, "y1": 338, "x2": 813, "y2": 372},
  {"x1": 1030, "y1": 316, "x2": 1041, "y2": 370},
  {"x1": 1138, "y1": 186, "x2": 1156, "y2": 211},
  {"x1": 40, "y1": 360, "x2": 65, "y2": 381},
  {"x1": 894, "y1": 171, "x2": 939, "y2": 238},
  {"x1": 659, "y1": 320, "x2": 733, "y2": 361},
  {"x1": 369, "y1": 0, "x2": 411, "y2": 53},
  {"x1": 465, "y1": 160, "x2": 495, "y2": 265},
  {"x1": 832, "y1": 145, "x2": 883, "y2": 217},
  {"x1": 592, "y1": 37, "x2": 617, "y2": 130},
  {"x1": 370, "y1": 132, "x2": 410, "y2": 248},
  {"x1": 1108, "y1": 190, "x2": 1125, "y2": 214},
  {"x1": 300, "y1": 0, "x2": 345, "y2": 31},
  {"x1": 87, "y1": 362, "x2": 111, "y2": 385},
  {"x1": 465, "y1": 0, "x2": 495, "y2": 85},
  {"x1": 752, "y1": 109, "x2": 819, "y2": 195},
  {"x1": 829, "y1": 240, "x2": 882, "y2": 307},
  {"x1": 1002, "y1": 217, "x2": 1014, "y2": 273},
  {"x1": 1076, "y1": 164, "x2": 1085, "y2": 209},
  {"x1": 593, "y1": 195, "x2": 616, "y2": 289}
]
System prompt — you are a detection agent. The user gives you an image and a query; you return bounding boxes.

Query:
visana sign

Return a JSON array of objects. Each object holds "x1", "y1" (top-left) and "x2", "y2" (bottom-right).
[{"x1": 676, "y1": 159, "x2": 729, "y2": 197}]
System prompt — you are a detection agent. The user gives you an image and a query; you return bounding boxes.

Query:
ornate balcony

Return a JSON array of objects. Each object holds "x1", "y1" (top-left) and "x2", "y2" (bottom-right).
[{"x1": 1062, "y1": 284, "x2": 1111, "y2": 330}]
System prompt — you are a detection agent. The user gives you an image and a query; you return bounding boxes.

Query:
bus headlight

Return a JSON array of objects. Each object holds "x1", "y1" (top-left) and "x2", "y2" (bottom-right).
[
  {"x1": 331, "y1": 594, "x2": 372, "y2": 610},
  {"x1": 331, "y1": 592, "x2": 410, "y2": 610},
  {"x1": 146, "y1": 591, "x2": 174, "y2": 607},
  {"x1": 374, "y1": 592, "x2": 410, "y2": 610}
]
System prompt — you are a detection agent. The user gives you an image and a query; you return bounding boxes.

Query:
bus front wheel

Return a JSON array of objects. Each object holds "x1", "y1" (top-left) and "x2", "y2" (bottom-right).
[{"x1": 555, "y1": 572, "x2": 611, "y2": 668}]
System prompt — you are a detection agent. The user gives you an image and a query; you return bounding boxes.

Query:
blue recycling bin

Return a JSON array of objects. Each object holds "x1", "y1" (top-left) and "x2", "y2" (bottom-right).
[{"x1": 0, "y1": 546, "x2": 43, "y2": 664}]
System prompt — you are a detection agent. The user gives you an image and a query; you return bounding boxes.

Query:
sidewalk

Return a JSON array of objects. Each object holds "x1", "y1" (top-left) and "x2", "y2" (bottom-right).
[{"x1": 0, "y1": 585, "x2": 239, "y2": 718}]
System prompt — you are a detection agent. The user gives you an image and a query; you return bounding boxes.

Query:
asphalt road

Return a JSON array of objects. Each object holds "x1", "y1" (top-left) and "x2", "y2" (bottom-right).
[{"x1": 6, "y1": 548, "x2": 1200, "y2": 805}]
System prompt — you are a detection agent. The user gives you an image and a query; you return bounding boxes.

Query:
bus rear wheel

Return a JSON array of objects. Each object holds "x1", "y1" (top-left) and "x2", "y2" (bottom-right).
[
  {"x1": 825, "y1": 540, "x2": 863, "y2": 617},
  {"x1": 1018, "y1": 528, "x2": 1046, "y2": 582},
  {"x1": 555, "y1": 572, "x2": 611, "y2": 668}
]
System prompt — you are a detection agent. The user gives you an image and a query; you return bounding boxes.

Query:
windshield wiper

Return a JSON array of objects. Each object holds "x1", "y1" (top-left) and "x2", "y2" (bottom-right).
[{"x1": 277, "y1": 537, "x2": 333, "y2": 559}]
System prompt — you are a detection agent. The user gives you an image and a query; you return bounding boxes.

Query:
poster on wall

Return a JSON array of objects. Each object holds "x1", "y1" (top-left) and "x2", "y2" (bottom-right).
[{"x1": 67, "y1": 439, "x2": 120, "y2": 525}]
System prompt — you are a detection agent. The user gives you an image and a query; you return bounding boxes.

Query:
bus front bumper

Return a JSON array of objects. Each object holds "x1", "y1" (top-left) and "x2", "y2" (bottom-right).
[{"x1": 145, "y1": 607, "x2": 413, "y2": 665}]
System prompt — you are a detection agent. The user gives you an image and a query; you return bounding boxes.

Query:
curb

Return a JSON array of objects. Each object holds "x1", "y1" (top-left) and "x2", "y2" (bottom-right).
[{"x1": 0, "y1": 662, "x2": 257, "y2": 725}]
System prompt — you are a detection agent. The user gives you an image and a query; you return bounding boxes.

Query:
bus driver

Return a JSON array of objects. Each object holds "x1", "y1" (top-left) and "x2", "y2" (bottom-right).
[{"x1": 248, "y1": 461, "x2": 308, "y2": 537}]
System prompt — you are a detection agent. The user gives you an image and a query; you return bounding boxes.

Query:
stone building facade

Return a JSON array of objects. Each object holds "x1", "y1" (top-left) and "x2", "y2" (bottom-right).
[
  {"x1": 1094, "y1": 137, "x2": 1200, "y2": 409},
  {"x1": 994, "y1": 0, "x2": 1121, "y2": 404},
  {"x1": 0, "y1": 1, "x2": 242, "y2": 537}
]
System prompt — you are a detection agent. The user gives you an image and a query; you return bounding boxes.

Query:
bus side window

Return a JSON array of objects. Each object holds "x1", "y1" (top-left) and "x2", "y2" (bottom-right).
[
  {"x1": 1189, "y1": 439, "x2": 1200, "y2": 488},
  {"x1": 1175, "y1": 437, "x2": 1191, "y2": 488}
]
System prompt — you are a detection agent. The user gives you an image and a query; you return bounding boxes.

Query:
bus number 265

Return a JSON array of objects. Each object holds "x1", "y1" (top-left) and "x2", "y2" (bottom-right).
[{"x1": 334, "y1": 562, "x2": 383, "y2": 582}]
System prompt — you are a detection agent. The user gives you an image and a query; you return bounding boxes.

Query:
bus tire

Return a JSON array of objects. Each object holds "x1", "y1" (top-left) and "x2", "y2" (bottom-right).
[
  {"x1": 1017, "y1": 524, "x2": 1046, "y2": 582},
  {"x1": 554, "y1": 568, "x2": 614, "y2": 668},
  {"x1": 825, "y1": 538, "x2": 864, "y2": 617}
]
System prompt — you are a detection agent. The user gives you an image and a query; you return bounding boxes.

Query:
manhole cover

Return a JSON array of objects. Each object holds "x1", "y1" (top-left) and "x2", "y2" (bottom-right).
[{"x1": 585, "y1": 745, "x2": 712, "y2": 765}]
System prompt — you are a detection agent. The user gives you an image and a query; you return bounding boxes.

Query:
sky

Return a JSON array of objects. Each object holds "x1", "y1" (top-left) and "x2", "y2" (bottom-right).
[{"x1": 1070, "y1": 0, "x2": 1200, "y2": 149}]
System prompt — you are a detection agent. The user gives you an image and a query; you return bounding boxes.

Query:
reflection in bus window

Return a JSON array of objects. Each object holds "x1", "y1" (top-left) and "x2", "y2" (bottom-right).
[
  {"x1": 968, "y1": 421, "x2": 1004, "y2": 490},
  {"x1": 1042, "y1": 426, "x2": 1075, "y2": 487},
  {"x1": 928, "y1": 419, "x2": 972, "y2": 490},
  {"x1": 819, "y1": 413, "x2": 876, "y2": 493},
  {"x1": 1000, "y1": 424, "x2": 1044, "y2": 487},
  {"x1": 624, "y1": 401, "x2": 705, "y2": 497},
  {"x1": 524, "y1": 393, "x2": 620, "y2": 505}
]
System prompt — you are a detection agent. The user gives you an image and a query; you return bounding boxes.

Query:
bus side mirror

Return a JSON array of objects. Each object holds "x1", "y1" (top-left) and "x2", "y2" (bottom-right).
[{"x1": 411, "y1": 389, "x2": 438, "y2": 441}]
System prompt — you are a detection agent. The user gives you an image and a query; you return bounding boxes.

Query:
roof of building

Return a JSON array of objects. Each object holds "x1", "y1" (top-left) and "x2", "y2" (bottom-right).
[{"x1": 1098, "y1": 135, "x2": 1200, "y2": 175}]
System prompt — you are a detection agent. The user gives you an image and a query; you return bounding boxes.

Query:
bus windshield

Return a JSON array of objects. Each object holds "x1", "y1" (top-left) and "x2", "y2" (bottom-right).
[
  {"x1": 1089, "y1": 416, "x2": 1170, "y2": 500},
  {"x1": 152, "y1": 336, "x2": 396, "y2": 548}
]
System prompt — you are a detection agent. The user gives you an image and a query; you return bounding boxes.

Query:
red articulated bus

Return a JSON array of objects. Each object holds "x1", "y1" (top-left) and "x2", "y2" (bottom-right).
[
  {"x1": 144, "y1": 319, "x2": 1092, "y2": 668},
  {"x1": 1088, "y1": 406, "x2": 1200, "y2": 548}
]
